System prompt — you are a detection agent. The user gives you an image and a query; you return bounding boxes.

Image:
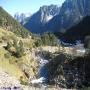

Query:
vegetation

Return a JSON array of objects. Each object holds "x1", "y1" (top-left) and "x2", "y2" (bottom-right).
[
  {"x1": 0, "y1": 7, "x2": 31, "y2": 38},
  {"x1": 4, "y1": 52, "x2": 11, "y2": 59},
  {"x1": 0, "y1": 47, "x2": 27, "y2": 81},
  {"x1": 0, "y1": 28, "x2": 38, "y2": 85},
  {"x1": 20, "y1": 76, "x2": 28, "y2": 85},
  {"x1": 6, "y1": 40, "x2": 25, "y2": 58},
  {"x1": 34, "y1": 32, "x2": 59, "y2": 47}
]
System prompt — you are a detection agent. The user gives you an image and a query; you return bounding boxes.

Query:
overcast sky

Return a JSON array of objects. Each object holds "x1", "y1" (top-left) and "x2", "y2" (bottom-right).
[{"x1": 0, "y1": 0, "x2": 65, "y2": 16}]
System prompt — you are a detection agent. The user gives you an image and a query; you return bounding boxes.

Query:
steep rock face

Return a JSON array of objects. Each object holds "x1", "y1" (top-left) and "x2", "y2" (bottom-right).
[
  {"x1": 39, "y1": 5, "x2": 60, "y2": 23},
  {"x1": 24, "y1": 5, "x2": 60, "y2": 33},
  {"x1": 46, "y1": 0, "x2": 90, "y2": 32}
]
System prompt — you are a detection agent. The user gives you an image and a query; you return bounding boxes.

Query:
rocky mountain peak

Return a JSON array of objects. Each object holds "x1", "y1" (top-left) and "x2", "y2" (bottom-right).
[
  {"x1": 14, "y1": 12, "x2": 31, "y2": 25},
  {"x1": 24, "y1": 0, "x2": 90, "y2": 34},
  {"x1": 39, "y1": 5, "x2": 60, "y2": 23},
  {"x1": 24, "y1": 4, "x2": 60, "y2": 33}
]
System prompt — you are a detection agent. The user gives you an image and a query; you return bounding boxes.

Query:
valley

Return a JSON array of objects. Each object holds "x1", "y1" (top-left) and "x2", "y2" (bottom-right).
[
  {"x1": 0, "y1": 26, "x2": 88, "y2": 90},
  {"x1": 0, "y1": 0, "x2": 90, "y2": 90}
]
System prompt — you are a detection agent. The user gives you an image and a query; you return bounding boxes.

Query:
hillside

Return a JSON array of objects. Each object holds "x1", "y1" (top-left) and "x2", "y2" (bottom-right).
[
  {"x1": 0, "y1": 27, "x2": 38, "y2": 87},
  {"x1": 61, "y1": 16, "x2": 90, "y2": 43},
  {"x1": 0, "y1": 7, "x2": 30, "y2": 38},
  {"x1": 46, "y1": 0, "x2": 90, "y2": 33}
]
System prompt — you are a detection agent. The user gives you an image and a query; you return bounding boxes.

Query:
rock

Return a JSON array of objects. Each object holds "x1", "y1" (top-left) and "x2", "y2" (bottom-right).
[{"x1": 0, "y1": 68, "x2": 21, "y2": 89}]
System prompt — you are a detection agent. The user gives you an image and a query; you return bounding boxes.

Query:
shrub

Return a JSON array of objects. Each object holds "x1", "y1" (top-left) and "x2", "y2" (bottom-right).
[
  {"x1": 6, "y1": 40, "x2": 25, "y2": 58},
  {"x1": 2, "y1": 36, "x2": 8, "y2": 41},
  {"x1": 20, "y1": 76, "x2": 28, "y2": 85},
  {"x1": 6, "y1": 41, "x2": 13, "y2": 51},
  {"x1": 41, "y1": 32, "x2": 58, "y2": 46},
  {"x1": 15, "y1": 40, "x2": 25, "y2": 58},
  {"x1": 4, "y1": 52, "x2": 11, "y2": 59}
]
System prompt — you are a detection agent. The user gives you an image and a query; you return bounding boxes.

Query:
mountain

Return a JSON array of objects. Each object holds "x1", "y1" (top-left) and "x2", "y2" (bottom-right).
[
  {"x1": 61, "y1": 16, "x2": 90, "y2": 43},
  {"x1": 0, "y1": 7, "x2": 30, "y2": 38},
  {"x1": 14, "y1": 13, "x2": 31, "y2": 25},
  {"x1": 24, "y1": 5, "x2": 60, "y2": 33},
  {"x1": 46, "y1": 0, "x2": 90, "y2": 33},
  {"x1": 25, "y1": 0, "x2": 90, "y2": 34}
]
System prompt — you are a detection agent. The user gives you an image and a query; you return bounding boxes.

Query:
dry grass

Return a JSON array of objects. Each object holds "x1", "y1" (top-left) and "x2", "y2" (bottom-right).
[{"x1": 0, "y1": 28, "x2": 34, "y2": 82}]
